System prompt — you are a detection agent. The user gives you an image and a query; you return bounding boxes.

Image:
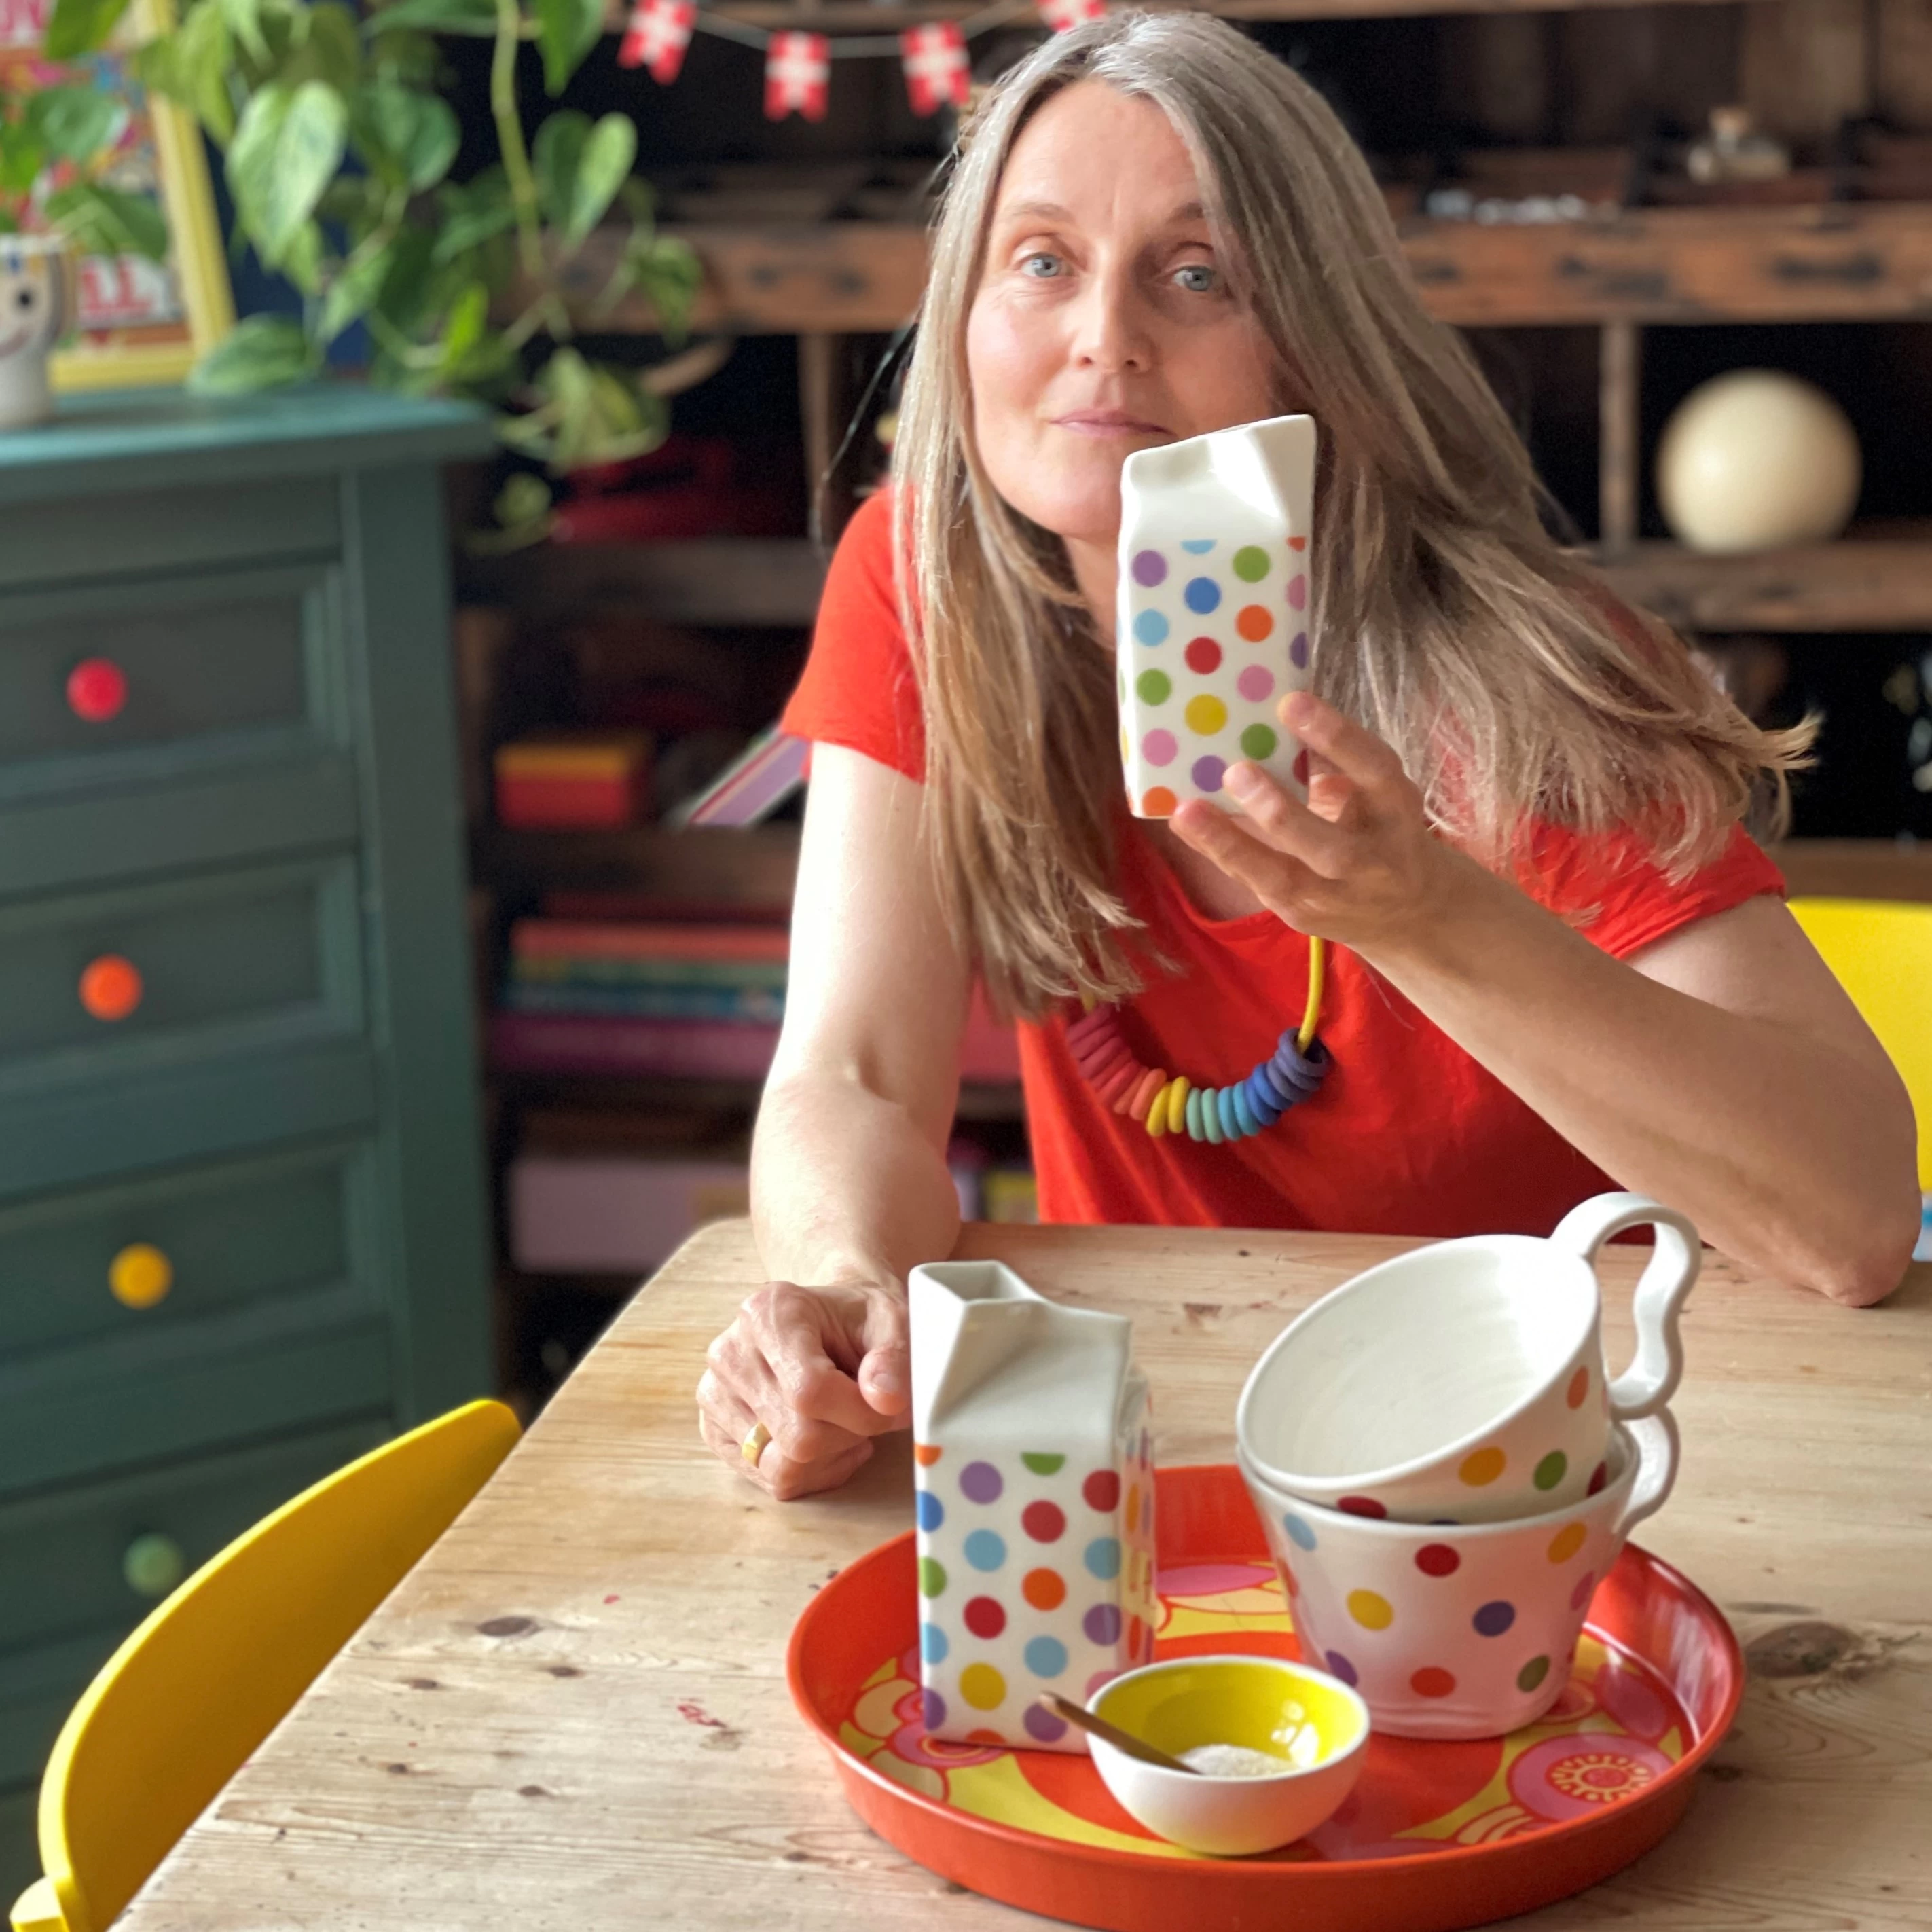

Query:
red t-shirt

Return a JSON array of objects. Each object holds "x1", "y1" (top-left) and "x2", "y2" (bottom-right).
[{"x1": 782, "y1": 490, "x2": 1784, "y2": 1238}]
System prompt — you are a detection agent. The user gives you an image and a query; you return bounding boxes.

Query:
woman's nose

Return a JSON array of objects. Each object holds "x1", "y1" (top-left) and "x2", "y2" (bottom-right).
[{"x1": 1070, "y1": 269, "x2": 1153, "y2": 374}]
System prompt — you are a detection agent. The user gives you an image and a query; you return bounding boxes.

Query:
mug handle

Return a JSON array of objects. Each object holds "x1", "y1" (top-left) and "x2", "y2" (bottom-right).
[
  {"x1": 1550, "y1": 1191, "x2": 1699, "y2": 1420},
  {"x1": 1611, "y1": 1410, "x2": 1681, "y2": 1541}
]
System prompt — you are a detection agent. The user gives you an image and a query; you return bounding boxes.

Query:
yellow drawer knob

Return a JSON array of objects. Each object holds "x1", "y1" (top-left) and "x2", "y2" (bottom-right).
[
  {"x1": 109, "y1": 1243, "x2": 173, "y2": 1309},
  {"x1": 123, "y1": 1533, "x2": 186, "y2": 1601}
]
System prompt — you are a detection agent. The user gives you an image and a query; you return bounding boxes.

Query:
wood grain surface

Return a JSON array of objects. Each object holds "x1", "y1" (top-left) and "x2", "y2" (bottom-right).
[{"x1": 118, "y1": 1221, "x2": 1931, "y2": 1931}]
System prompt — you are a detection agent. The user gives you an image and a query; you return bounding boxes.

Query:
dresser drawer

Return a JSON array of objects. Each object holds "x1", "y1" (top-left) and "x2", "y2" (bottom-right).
[
  {"x1": 0, "y1": 564, "x2": 348, "y2": 805},
  {"x1": 0, "y1": 1419, "x2": 390, "y2": 1677},
  {"x1": 0, "y1": 855, "x2": 363, "y2": 1088},
  {"x1": 0, "y1": 1139, "x2": 373, "y2": 1361},
  {"x1": 0, "y1": 1294, "x2": 395, "y2": 1497}
]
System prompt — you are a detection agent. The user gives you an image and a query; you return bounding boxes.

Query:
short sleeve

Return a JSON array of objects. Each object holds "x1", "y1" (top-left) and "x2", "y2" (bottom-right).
[
  {"x1": 1528, "y1": 822, "x2": 1786, "y2": 959},
  {"x1": 780, "y1": 488, "x2": 926, "y2": 782}
]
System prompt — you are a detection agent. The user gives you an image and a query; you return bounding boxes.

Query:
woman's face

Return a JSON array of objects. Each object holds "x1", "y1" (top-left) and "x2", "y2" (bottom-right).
[{"x1": 965, "y1": 81, "x2": 1279, "y2": 562}]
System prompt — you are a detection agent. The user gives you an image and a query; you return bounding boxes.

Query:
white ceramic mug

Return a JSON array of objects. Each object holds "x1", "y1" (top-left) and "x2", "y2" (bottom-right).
[
  {"x1": 1241, "y1": 1413, "x2": 1679, "y2": 1739},
  {"x1": 1235, "y1": 1193, "x2": 1696, "y2": 1524}
]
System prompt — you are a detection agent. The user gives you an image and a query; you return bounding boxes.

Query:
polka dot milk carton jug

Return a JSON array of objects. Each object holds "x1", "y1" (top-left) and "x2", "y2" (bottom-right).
[
  {"x1": 909, "y1": 1260, "x2": 1156, "y2": 1751},
  {"x1": 1118, "y1": 411, "x2": 1318, "y2": 818}
]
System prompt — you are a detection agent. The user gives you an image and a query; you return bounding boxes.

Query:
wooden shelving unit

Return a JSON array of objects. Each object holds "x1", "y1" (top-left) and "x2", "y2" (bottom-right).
[{"x1": 470, "y1": 0, "x2": 1932, "y2": 1408}]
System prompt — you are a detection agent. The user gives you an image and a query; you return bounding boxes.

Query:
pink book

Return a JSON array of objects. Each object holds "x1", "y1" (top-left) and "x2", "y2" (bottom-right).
[
  {"x1": 490, "y1": 1014, "x2": 781, "y2": 1080},
  {"x1": 511, "y1": 921, "x2": 791, "y2": 964}
]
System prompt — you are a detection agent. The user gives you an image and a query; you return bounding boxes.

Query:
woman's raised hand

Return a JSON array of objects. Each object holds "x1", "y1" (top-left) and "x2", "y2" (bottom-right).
[
  {"x1": 697, "y1": 1279, "x2": 911, "y2": 1500},
  {"x1": 1170, "y1": 691, "x2": 1468, "y2": 958}
]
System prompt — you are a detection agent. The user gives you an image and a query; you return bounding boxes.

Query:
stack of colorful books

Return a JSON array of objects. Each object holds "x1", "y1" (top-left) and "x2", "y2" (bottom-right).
[
  {"x1": 494, "y1": 921, "x2": 788, "y2": 1079},
  {"x1": 490, "y1": 914, "x2": 1023, "y2": 1085}
]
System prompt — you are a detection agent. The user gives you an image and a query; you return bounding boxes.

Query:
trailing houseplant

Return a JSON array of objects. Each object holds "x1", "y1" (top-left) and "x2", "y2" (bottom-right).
[
  {"x1": 0, "y1": 14, "x2": 170, "y2": 426},
  {"x1": 42, "y1": 0, "x2": 703, "y2": 498}
]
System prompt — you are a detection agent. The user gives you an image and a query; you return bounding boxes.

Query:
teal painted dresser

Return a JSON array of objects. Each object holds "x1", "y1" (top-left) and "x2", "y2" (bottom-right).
[{"x1": 0, "y1": 388, "x2": 497, "y2": 1889}]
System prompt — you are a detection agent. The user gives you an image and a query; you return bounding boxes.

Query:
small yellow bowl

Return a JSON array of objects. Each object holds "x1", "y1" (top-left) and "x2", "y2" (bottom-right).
[{"x1": 1089, "y1": 1655, "x2": 1370, "y2": 1857}]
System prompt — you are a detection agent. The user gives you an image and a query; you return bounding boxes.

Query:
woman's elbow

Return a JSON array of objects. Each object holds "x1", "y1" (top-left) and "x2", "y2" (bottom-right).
[{"x1": 1808, "y1": 1184, "x2": 1920, "y2": 1307}]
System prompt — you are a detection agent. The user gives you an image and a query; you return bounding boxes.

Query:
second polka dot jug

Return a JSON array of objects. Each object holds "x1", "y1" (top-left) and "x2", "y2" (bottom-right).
[
  {"x1": 1116, "y1": 411, "x2": 1317, "y2": 820},
  {"x1": 908, "y1": 1260, "x2": 1156, "y2": 1752}
]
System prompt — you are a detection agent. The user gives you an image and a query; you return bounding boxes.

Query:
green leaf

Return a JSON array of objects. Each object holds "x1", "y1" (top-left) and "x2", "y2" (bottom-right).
[
  {"x1": 189, "y1": 313, "x2": 316, "y2": 393},
  {"x1": 530, "y1": 109, "x2": 586, "y2": 235},
  {"x1": 436, "y1": 278, "x2": 490, "y2": 371},
  {"x1": 371, "y1": 26, "x2": 439, "y2": 85},
  {"x1": 140, "y1": 3, "x2": 238, "y2": 145},
  {"x1": 533, "y1": 109, "x2": 634, "y2": 251},
  {"x1": 630, "y1": 232, "x2": 698, "y2": 342},
  {"x1": 349, "y1": 81, "x2": 458, "y2": 192},
  {"x1": 433, "y1": 168, "x2": 515, "y2": 264},
  {"x1": 227, "y1": 80, "x2": 348, "y2": 271},
  {"x1": 280, "y1": 218, "x2": 326, "y2": 295},
  {"x1": 318, "y1": 235, "x2": 397, "y2": 341},
  {"x1": 367, "y1": 222, "x2": 436, "y2": 332},
  {"x1": 568, "y1": 114, "x2": 635, "y2": 248},
  {"x1": 0, "y1": 120, "x2": 46, "y2": 198},
  {"x1": 524, "y1": 348, "x2": 668, "y2": 473},
  {"x1": 45, "y1": 181, "x2": 168, "y2": 260},
  {"x1": 535, "y1": 0, "x2": 602, "y2": 97},
  {"x1": 25, "y1": 86, "x2": 124, "y2": 164},
  {"x1": 365, "y1": 0, "x2": 498, "y2": 37},
  {"x1": 290, "y1": 3, "x2": 363, "y2": 92},
  {"x1": 217, "y1": 0, "x2": 270, "y2": 65},
  {"x1": 44, "y1": 0, "x2": 135, "y2": 60}
]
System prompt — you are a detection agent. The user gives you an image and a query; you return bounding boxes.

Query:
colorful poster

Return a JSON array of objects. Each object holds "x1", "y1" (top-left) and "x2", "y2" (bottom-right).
[{"x1": 2, "y1": 0, "x2": 229, "y2": 386}]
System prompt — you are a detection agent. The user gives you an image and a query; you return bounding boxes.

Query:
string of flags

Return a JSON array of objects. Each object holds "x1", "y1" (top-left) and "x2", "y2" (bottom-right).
[{"x1": 618, "y1": 0, "x2": 1108, "y2": 120}]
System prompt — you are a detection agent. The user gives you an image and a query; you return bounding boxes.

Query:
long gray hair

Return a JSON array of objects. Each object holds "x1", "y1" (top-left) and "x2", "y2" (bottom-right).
[{"x1": 891, "y1": 10, "x2": 1807, "y2": 1018}]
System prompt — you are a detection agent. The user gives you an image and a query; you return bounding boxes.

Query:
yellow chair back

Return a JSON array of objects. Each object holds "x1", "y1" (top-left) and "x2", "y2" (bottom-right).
[
  {"x1": 1789, "y1": 896, "x2": 1932, "y2": 1188},
  {"x1": 10, "y1": 1400, "x2": 520, "y2": 1932}
]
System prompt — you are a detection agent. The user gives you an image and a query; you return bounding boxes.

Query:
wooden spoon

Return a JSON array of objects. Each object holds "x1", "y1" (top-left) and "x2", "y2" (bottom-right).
[{"x1": 1035, "y1": 1692, "x2": 1199, "y2": 1774}]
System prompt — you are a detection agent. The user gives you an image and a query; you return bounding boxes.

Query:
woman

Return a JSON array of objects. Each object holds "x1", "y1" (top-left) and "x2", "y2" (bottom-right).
[{"x1": 698, "y1": 13, "x2": 1918, "y2": 1499}]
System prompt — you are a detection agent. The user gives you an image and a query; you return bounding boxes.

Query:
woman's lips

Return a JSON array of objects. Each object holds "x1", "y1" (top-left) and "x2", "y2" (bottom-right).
[{"x1": 1053, "y1": 413, "x2": 1169, "y2": 438}]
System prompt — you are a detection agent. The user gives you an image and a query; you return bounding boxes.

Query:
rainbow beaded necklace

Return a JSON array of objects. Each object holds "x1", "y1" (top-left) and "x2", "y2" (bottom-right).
[{"x1": 1069, "y1": 937, "x2": 1332, "y2": 1144}]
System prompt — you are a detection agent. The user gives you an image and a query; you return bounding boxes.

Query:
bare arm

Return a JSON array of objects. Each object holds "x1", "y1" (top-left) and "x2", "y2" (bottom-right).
[
  {"x1": 1370, "y1": 875, "x2": 1918, "y2": 1305},
  {"x1": 697, "y1": 744, "x2": 970, "y2": 1497},
  {"x1": 1175, "y1": 693, "x2": 1920, "y2": 1307}
]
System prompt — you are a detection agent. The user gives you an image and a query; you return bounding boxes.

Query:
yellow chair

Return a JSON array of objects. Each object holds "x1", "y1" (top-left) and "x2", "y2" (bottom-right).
[
  {"x1": 10, "y1": 1400, "x2": 521, "y2": 1932},
  {"x1": 1789, "y1": 896, "x2": 1932, "y2": 1189}
]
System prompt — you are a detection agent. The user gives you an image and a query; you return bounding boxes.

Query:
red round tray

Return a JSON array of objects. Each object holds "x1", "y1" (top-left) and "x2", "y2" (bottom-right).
[{"x1": 788, "y1": 1463, "x2": 1742, "y2": 1932}]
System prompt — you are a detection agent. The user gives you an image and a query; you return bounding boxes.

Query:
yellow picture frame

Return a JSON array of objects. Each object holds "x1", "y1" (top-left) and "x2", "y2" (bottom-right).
[{"x1": 0, "y1": 0, "x2": 235, "y2": 390}]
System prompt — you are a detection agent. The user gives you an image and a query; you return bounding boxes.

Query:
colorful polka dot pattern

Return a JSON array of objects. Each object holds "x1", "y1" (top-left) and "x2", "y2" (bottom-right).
[
  {"x1": 1061, "y1": 997, "x2": 1330, "y2": 1146},
  {"x1": 1267, "y1": 1482, "x2": 1608, "y2": 1724},
  {"x1": 1120, "y1": 507, "x2": 1313, "y2": 820},
  {"x1": 913, "y1": 1419, "x2": 1156, "y2": 1751}
]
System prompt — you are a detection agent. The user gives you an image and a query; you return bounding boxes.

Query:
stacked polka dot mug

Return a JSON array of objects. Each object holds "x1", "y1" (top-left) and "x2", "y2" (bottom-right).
[
  {"x1": 1235, "y1": 1192, "x2": 1698, "y2": 1738},
  {"x1": 909, "y1": 1261, "x2": 1157, "y2": 1753},
  {"x1": 1116, "y1": 412, "x2": 1318, "y2": 819},
  {"x1": 1241, "y1": 1415, "x2": 1679, "y2": 1739}
]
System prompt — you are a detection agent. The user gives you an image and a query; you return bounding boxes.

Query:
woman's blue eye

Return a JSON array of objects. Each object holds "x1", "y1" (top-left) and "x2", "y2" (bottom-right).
[
  {"x1": 1175, "y1": 263, "x2": 1218, "y2": 294},
  {"x1": 1021, "y1": 253, "x2": 1063, "y2": 278}
]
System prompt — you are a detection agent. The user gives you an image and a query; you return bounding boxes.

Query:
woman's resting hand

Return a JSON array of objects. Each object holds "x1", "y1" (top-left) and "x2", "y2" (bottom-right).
[{"x1": 697, "y1": 1278, "x2": 911, "y2": 1500}]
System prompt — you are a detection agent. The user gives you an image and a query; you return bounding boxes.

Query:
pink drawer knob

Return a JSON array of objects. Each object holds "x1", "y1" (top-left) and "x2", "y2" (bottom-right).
[{"x1": 67, "y1": 658, "x2": 128, "y2": 724}]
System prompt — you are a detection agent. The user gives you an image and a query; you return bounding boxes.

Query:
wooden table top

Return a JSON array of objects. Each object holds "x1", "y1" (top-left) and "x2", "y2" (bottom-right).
[{"x1": 122, "y1": 1222, "x2": 1931, "y2": 1931}]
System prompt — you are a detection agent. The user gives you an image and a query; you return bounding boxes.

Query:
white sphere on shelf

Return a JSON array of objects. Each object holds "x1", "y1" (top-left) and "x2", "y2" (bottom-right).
[{"x1": 1655, "y1": 369, "x2": 1862, "y2": 553}]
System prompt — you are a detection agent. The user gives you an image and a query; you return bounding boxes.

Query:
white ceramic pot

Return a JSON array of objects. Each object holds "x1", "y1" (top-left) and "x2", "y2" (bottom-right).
[
  {"x1": 0, "y1": 234, "x2": 75, "y2": 432},
  {"x1": 1241, "y1": 1413, "x2": 1679, "y2": 1740},
  {"x1": 1236, "y1": 1192, "x2": 1696, "y2": 1523}
]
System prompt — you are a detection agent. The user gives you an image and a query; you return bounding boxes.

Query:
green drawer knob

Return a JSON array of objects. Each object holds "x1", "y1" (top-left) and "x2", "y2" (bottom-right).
[{"x1": 123, "y1": 1533, "x2": 186, "y2": 1601}]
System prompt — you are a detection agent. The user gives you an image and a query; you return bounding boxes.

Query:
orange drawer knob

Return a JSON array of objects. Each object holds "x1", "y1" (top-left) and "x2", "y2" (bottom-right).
[
  {"x1": 79, "y1": 954, "x2": 143, "y2": 1022},
  {"x1": 109, "y1": 1243, "x2": 173, "y2": 1309},
  {"x1": 67, "y1": 658, "x2": 128, "y2": 723}
]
